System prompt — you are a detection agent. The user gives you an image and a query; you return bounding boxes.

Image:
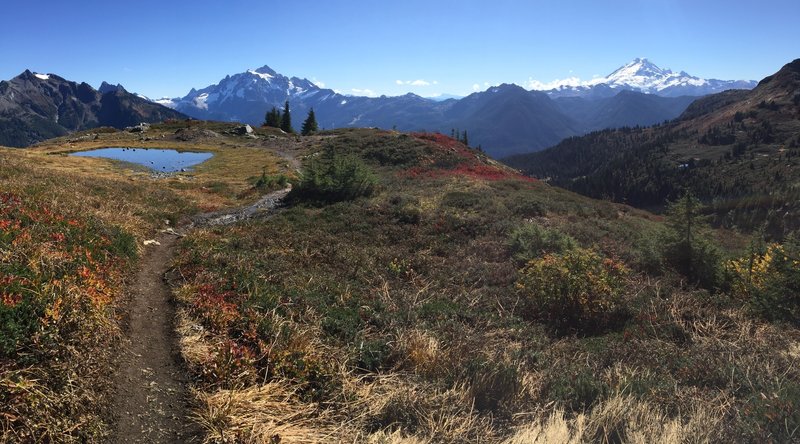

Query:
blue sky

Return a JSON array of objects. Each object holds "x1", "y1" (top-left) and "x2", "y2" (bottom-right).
[{"x1": 2, "y1": 0, "x2": 798, "y2": 98}]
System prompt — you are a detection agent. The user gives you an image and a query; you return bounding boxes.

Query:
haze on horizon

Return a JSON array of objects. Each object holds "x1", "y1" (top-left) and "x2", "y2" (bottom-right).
[{"x1": 3, "y1": 0, "x2": 798, "y2": 99}]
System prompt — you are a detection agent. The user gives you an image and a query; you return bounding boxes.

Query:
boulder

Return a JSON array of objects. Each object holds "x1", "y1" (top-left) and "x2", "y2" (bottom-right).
[
  {"x1": 126, "y1": 122, "x2": 151, "y2": 133},
  {"x1": 231, "y1": 124, "x2": 253, "y2": 136}
]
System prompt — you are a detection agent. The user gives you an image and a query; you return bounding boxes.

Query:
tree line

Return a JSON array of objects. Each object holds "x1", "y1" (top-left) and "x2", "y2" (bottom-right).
[{"x1": 264, "y1": 101, "x2": 318, "y2": 136}]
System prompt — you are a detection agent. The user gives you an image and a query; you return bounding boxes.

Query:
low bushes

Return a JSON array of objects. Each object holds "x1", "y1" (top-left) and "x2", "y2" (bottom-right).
[
  {"x1": 508, "y1": 223, "x2": 577, "y2": 263},
  {"x1": 0, "y1": 191, "x2": 135, "y2": 440},
  {"x1": 516, "y1": 247, "x2": 629, "y2": 335},
  {"x1": 254, "y1": 169, "x2": 289, "y2": 191},
  {"x1": 289, "y1": 146, "x2": 377, "y2": 204},
  {"x1": 727, "y1": 238, "x2": 800, "y2": 324}
]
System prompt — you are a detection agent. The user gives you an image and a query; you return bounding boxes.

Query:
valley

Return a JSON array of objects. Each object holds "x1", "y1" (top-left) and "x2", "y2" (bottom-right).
[{"x1": 507, "y1": 59, "x2": 800, "y2": 238}]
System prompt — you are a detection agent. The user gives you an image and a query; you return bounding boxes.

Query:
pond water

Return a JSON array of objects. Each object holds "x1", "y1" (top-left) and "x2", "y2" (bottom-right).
[{"x1": 70, "y1": 148, "x2": 213, "y2": 172}]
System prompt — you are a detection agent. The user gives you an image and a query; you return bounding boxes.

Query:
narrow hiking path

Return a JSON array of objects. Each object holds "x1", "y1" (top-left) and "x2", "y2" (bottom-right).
[
  {"x1": 110, "y1": 187, "x2": 292, "y2": 443},
  {"x1": 190, "y1": 187, "x2": 291, "y2": 227},
  {"x1": 111, "y1": 231, "x2": 199, "y2": 443}
]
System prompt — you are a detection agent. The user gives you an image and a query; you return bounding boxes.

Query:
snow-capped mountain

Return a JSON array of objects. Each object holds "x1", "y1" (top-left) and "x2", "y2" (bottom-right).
[
  {"x1": 157, "y1": 65, "x2": 334, "y2": 124},
  {"x1": 534, "y1": 58, "x2": 757, "y2": 98},
  {"x1": 149, "y1": 60, "x2": 754, "y2": 157}
]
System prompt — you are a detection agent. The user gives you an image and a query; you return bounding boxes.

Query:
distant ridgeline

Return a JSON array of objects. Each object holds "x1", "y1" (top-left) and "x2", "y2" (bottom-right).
[
  {"x1": 0, "y1": 58, "x2": 757, "y2": 158},
  {"x1": 153, "y1": 59, "x2": 755, "y2": 159},
  {"x1": 0, "y1": 71, "x2": 185, "y2": 147},
  {"x1": 506, "y1": 59, "x2": 800, "y2": 238}
]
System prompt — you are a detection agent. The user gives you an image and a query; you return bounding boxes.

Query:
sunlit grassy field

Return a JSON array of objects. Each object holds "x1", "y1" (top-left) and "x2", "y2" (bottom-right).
[
  {"x1": 0, "y1": 121, "x2": 287, "y2": 441},
  {"x1": 2, "y1": 125, "x2": 798, "y2": 443},
  {"x1": 170, "y1": 129, "x2": 800, "y2": 443}
]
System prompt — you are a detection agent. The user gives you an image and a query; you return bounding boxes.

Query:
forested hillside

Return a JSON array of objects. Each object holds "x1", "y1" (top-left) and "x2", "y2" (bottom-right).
[{"x1": 507, "y1": 59, "x2": 800, "y2": 237}]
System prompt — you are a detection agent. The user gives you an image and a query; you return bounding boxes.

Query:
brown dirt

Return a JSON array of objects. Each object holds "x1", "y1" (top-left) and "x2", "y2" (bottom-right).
[
  {"x1": 110, "y1": 231, "x2": 200, "y2": 443},
  {"x1": 108, "y1": 142, "x2": 298, "y2": 442}
]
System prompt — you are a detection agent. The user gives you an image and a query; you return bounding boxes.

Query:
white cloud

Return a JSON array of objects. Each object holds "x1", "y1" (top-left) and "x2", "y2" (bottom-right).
[
  {"x1": 472, "y1": 83, "x2": 480, "y2": 91},
  {"x1": 311, "y1": 77, "x2": 326, "y2": 88},
  {"x1": 525, "y1": 76, "x2": 584, "y2": 91},
  {"x1": 396, "y1": 79, "x2": 434, "y2": 87},
  {"x1": 523, "y1": 72, "x2": 621, "y2": 91},
  {"x1": 351, "y1": 88, "x2": 378, "y2": 97}
]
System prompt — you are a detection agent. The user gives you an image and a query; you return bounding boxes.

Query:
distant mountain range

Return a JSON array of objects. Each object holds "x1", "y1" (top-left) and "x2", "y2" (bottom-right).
[
  {"x1": 155, "y1": 59, "x2": 755, "y2": 157},
  {"x1": 0, "y1": 59, "x2": 756, "y2": 154},
  {"x1": 506, "y1": 58, "x2": 800, "y2": 235},
  {"x1": 534, "y1": 58, "x2": 757, "y2": 98},
  {"x1": 0, "y1": 71, "x2": 185, "y2": 147}
]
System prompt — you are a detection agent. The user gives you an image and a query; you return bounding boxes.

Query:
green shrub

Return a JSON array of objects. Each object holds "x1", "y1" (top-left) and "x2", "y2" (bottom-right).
[
  {"x1": 516, "y1": 248, "x2": 628, "y2": 334},
  {"x1": 254, "y1": 169, "x2": 289, "y2": 191},
  {"x1": 632, "y1": 226, "x2": 666, "y2": 274},
  {"x1": 289, "y1": 146, "x2": 377, "y2": 204},
  {"x1": 545, "y1": 365, "x2": 608, "y2": 411},
  {"x1": 728, "y1": 237, "x2": 800, "y2": 324},
  {"x1": 389, "y1": 195, "x2": 421, "y2": 224},
  {"x1": 508, "y1": 195, "x2": 546, "y2": 218},
  {"x1": 466, "y1": 358, "x2": 522, "y2": 412},
  {"x1": 662, "y1": 193, "x2": 723, "y2": 289},
  {"x1": 441, "y1": 191, "x2": 490, "y2": 209},
  {"x1": 355, "y1": 338, "x2": 392, "y2": 372},
  {"x1": 508, "y1": 223, "x2": 577, "y2": 263}
]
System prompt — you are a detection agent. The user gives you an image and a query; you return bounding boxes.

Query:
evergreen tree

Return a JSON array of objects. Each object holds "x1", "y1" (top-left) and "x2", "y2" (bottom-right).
[
  {"x1": 662, "y1": 191, "x2": 721, "y2": 288},
  {"x1": 264, "y1": 106, "x2": 282, "y2": 128},
  {"x1": 301, "y1": 108, "x2": 318, "y2": 136},
  {"x1": 280, "y1": 101, "x2": 293, "y2": 133},
  {"x1": 462, "y1": 130, "x2": 469, "y2": 147}
]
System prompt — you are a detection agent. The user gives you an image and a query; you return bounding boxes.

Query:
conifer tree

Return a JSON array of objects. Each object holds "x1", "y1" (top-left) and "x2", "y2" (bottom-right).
[
  {"x1": 662, "y1": 191, "x2": 721, "y2": 288},
  {"x1": 301, "y1": 108, "x2": 318, "y2": 135},
  {"x1": 264, "y1": 106, "x2": 282, "y2": 128},
  {"x1": 280, "y1": 101, "x2": 293, "y2": 133},
  {"x1": 462, "y1": 130, "x2": 469, "y2": 146}
]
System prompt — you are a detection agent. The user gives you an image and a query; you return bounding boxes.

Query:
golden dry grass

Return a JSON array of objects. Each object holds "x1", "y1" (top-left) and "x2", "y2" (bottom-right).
[
  {"x1": 26, "y1": 124, "x2": 293, "y2": 210},
  {"x1": 1, "y1": 124, "x2": 293, "y2": 441},
  {"x1": 161, "y1": 128, "x2": 800, "y2": 443},
  {"x1": 193, "y1": 383, "x2": 342, "y2": 444},
  {"x1": 503, "y1": 394, "x2": 723, "y2": 444}
]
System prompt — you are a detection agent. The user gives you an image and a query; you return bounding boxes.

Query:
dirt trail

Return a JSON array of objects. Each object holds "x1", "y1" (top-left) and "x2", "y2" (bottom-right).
[
  {"x1": 190, "y1": 186, "x2": 291, "y2": 227},
  {"x1": 110, "y1": 232, "x2": 199, "y2": 443},
  {"x1": 109, "y1": 137, "x2": 301, "y2": 442},
  {"x1": 110, "y1": 188, "x2": 291, "y2": 442}
]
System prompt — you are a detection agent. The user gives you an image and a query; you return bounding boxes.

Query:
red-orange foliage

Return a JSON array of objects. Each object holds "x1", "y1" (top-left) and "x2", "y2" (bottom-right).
[{"x1": 404, "y1": 133, "x2": 537, "y2": 183}]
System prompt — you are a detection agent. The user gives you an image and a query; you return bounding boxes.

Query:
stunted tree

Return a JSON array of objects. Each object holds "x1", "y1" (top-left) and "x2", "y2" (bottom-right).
[
  {"x1": 301, "y1": 108, "x2": 318, "y2": 136},
  {"x1": 264, "y1": 106, "x2": 281, "y2": 128},
  {"x1": 280, "y1": 100, "x2": 293, "y2": 133},
  {"x1": 662, "y1": 191, "x2": 721, "y2": 289}
]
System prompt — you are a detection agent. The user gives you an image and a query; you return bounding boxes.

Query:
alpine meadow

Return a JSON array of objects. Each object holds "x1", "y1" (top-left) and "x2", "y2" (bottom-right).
[{"x1": 1, "y1": 1, "x2": 799, "y2": 443}]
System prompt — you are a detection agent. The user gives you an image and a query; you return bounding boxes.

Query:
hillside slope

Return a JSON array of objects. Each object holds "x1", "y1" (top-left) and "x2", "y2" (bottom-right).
[
  {"x1": 506, "y1": 58, "x2": 800, "y2": 236},
  {"x1": 0, "y1": 71, "x2": 186, "y2": 147},
  {"x1": 3, "y1": 124, "x2": 799, "y2": 442}
]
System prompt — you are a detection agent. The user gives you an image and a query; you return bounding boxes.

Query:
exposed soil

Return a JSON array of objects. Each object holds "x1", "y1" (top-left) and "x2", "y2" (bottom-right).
[
  {"x1": 110, "y1": 232, "x2": 200, "y2": 443},
  {"x1": 110, "y1": 188, "x2": 291, "y2": 442},
  {"x1": 109, "y1": 139, "x2": 299, "y2": 442},
  {"x1": 190, "y1": 187, "x2": 291, "y2": 227}
]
